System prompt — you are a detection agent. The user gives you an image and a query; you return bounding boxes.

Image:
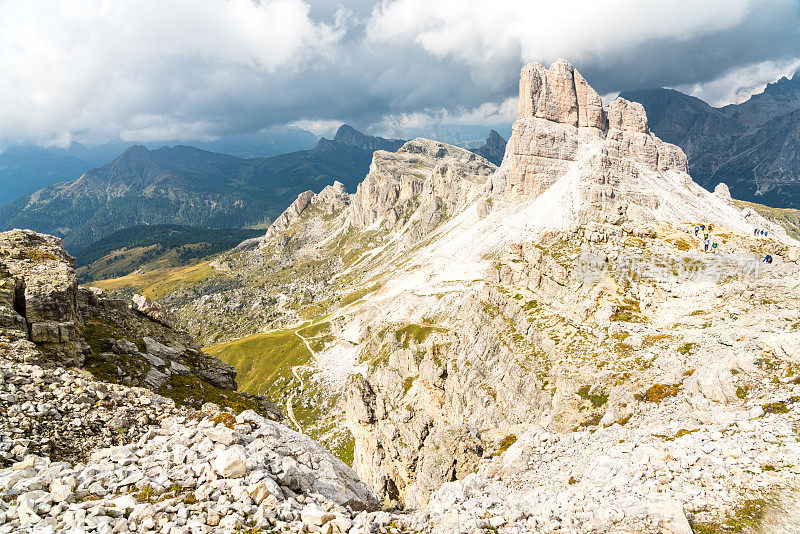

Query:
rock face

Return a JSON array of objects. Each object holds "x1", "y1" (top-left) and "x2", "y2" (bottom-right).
[
  {"x1": 347, "y1": 139, "x2": 495, "y2": 234},
  {"x1": 131, "y1": 294, "x2": 175, "y2": 328},
  {"x1": 315, "y1": 124, "x2": 406, "y2": 154},
  {"x1": 263, "y1": 190, "x2": 315, "y2": 241},
  {"x1": 499, "y1": 58, "x2": 688, "y2": 221},
  {"x1": 0, "y1": 231, "x2": 81, "y2": 362},
  {"x1": 714, "y1": 182, "x2": 734, "y2": 206},
  {"x1": 618, "y1": 88, "x2": 745, "y2": 160},
  {"x1": 261, "y1": 181, "x2": 352, "y2": 244}
]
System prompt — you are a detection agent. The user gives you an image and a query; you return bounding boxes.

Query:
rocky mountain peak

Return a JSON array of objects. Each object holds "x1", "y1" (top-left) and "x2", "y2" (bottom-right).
[
  {"x1": 486, "y1": 129, "x2": 503, "y2": 143},
  {"x1": 315, "y1": 124, "x2": 405, "y2": 153},
  {"x1": 472, "y1": 130, "x2": 507, "y2": 165},
  {"x1": 517, "y1": 58, "x2": 605, "y2": 129},
  {"x1": 499, "y1": 59, "x2": 705, "y2": 226},
  {"x1": 721, "y1": 69, "x2": 800, "y2": 128}
]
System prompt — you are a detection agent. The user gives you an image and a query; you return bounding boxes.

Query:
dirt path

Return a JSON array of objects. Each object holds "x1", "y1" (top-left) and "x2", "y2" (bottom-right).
[{"x1": 285, "y1": 328, "x2": 324, "y2": 433}]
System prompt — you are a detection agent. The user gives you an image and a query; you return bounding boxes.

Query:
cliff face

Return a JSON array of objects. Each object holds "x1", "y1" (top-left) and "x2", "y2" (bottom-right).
[
  {"x1": 317, "y1": 124, "x2": 406, "y2": 153},
  {"x1": 0, "y1": 231, "x2": 81, "y2": 361},
  {"x1": 498, "y1": 59, "x2": 688, "y2": 222},
  {"x1": 346, "y1": 139, "x2": 495, "y2": 233}
]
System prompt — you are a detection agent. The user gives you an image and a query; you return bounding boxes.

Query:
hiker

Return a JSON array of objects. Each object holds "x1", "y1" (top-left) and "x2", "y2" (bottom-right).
[
  {"x1": 765, "y1": 230, "x2": 768, "y2": 237},
  {"x1": 754, "y1": 228, "x2": 758, "y2": 236},
  {"x1": 712, "y1": 242, "x2": 718, "y2": 253},
  {"x1": 704, "y1": 238, "x2": 710, "y2": 252},
  {"x1": 764, "y1": 254, "x2": 773, "y2": 264},
  {"x1": 700, "y1": 224, "x2": 706, "y2": 231},
  {"x1": 694, "y1": 226, "x2": 700, "y2": 236}
]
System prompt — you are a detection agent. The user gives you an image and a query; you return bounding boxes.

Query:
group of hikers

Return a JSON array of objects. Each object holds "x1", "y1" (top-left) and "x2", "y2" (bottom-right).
[
  {"x1": 753, "y1": 228, "x2": 774, "y2": 263},
  {"x1": 691, "y1": 223, "x2": 774, "y2": 264},
  {"x1": 693, "y1": 224, "x2": 718, "y2": 253}
]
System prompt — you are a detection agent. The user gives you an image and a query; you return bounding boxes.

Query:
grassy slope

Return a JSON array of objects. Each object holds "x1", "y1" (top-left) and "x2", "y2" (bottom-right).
[
  {"x1": 75, "y1": 225, "x2": 261, "y2": 282},
  {"x1": 78, "y1": 244, "x2": 162, "y2": 282},
  {"x1": 90, "y1": 261, "x2": 216, "y2": 300},
  {"x1": 204, "y1": 324, "x2": 354, "y2": 463},
  {"x1": 735, "y1": 200, "x2": 800, "y2": 240},
  {"x1": 205, "y1": 328, "x2": 312, "y2": 397}
]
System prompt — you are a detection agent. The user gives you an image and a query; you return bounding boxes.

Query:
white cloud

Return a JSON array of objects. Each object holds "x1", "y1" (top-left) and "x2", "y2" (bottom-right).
[
  {"x1": 0, "y1": 0, "x2": 344, "y2": 145},
  {"x1": 367, "y1": 0, "x2": 754, "y2": 70},
  {"x1": 289, "y1": 119, "x2": 343, "y2": 136},
  {"x1": 675, "y1": 58, "x2": 800, "y2": 107},
  {"x1": 373, "y1": 97, "x2": 517, "y2": 133}
]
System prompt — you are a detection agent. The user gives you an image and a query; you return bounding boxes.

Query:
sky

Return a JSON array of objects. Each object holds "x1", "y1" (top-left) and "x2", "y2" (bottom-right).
[{"x1": 0, "y1": 0, "x2": 798, "y2": 146}]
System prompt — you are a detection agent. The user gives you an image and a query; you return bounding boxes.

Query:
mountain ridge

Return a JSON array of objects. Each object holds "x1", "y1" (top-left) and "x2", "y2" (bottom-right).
[
  {"x1": 0, "y1": 127, "x2": 320, "y2": 206},
  {"x1": 0, "y1": 125, "x2": 406, "y2": 251}
]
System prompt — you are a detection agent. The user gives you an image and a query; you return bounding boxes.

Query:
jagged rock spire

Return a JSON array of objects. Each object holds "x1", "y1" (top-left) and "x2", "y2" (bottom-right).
[
  {"x1": 517, "y1": 58, "x2": 606, "y2": 129},
  {"x1": 499, "y1": 59, "x2": 688, "y2": 221}
]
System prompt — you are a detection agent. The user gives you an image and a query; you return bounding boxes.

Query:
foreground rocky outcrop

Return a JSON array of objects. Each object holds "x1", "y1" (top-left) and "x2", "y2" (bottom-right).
[
  {"x1": 0, "y1": 229, "x2": 280, "y2": 420},
  {"x1": 0, "y1": 230, "x2": 396, "y2": 533},
  {"x1": 0, "y1": 358, "x2": 395, "y2": 533}
]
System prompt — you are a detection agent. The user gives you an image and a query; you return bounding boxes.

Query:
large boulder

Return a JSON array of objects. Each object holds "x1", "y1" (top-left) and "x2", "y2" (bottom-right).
[{"x1": 132, "y1": 294, "x2": 174, "y2": 328}]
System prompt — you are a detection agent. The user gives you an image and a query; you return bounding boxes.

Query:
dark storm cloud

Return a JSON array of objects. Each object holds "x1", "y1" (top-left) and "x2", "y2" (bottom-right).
[{"x1": 0, "y1": 0, "x2": 797, "y2": 145}]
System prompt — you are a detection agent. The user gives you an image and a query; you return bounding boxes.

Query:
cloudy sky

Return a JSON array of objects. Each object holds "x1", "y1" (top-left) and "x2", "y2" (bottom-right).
[{"x1": 1, "y1": 0, "x2": 798, "y2": 146}]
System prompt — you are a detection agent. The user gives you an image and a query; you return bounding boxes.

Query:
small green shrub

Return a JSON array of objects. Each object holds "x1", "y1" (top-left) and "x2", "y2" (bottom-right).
[
  {"x1": 762, "y1": 401, "x2": 789, "y2": 414},
  {"x1": 577, "y1": 385, "x2": 609, "y2": 408},
  {"x1": 636, "y1": 384, "x2": 679, "y2": 403},
  {"x1": 211, "y1": 412, "x2": 237, "y2": 429}
]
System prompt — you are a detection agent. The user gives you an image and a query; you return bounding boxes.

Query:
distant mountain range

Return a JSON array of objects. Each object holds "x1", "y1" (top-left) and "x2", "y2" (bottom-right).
[
  {"x1": 0, "y1": 127, "x2": 318, "y2": 206},
  {"x1": 620, "y1": 71, "x2": 800, "y2": 208},
  {"x1": 0, "y1": 125, "x2": 404, "y2": 251}
]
